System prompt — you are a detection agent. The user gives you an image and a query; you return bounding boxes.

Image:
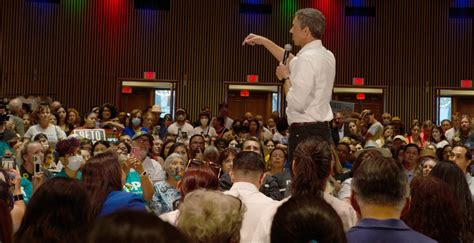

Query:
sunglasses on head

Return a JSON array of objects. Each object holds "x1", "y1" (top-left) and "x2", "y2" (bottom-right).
[{"x1": 186, "y1": 159, "x2": 222, "y2": 178}]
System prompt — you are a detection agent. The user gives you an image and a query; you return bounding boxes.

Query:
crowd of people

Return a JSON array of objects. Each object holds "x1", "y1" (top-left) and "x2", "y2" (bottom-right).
[{"x1": 0, "y1": 96, "x2": 473, "y2": 242}]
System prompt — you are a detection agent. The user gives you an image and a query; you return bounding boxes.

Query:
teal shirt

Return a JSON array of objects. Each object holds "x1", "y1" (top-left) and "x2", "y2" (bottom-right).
[
  {"x1": 20, "y1": 178, "x2": 32, "y2": 205},
  {"x1": 123, "y1": 170, "x2": 143, "y2": 197},
  {"x1": 54, "y1": 169, "x2": 82, "y2": 180}
]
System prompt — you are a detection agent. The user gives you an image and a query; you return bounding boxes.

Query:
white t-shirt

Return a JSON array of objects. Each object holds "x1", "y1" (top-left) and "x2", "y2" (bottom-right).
[
  {"x1": 193, "y1": 126, "x2": 217, "y2": 137},
  {"x1": 167, "y1": 122, "x2": 194, "y2": 138},
  {"x1": 24, "y1": 124, "x2": 67, "y2": 146}
]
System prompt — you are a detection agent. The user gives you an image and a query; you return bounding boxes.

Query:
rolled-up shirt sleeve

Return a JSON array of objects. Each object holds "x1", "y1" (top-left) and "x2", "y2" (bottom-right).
[{"x1": 286, "y1": 57, "x2": 315, "y2": 113}]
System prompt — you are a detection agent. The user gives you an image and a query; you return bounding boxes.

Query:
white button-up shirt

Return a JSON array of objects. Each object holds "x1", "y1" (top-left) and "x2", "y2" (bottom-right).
[
  {"x1": 224, "y1": 182, "x2": 275, "y2": 243},
  {"x1": 286, "y1": 40, "x2": 336, "y2": 125},
  {"x1": 251, "y1": 192, "x2": 358, "y2": 243}
]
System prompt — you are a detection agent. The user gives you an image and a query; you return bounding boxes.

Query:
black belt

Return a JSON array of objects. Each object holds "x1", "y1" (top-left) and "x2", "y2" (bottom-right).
[{"x1": 289, "y1": 121, "x2": 329, "y2": 130}]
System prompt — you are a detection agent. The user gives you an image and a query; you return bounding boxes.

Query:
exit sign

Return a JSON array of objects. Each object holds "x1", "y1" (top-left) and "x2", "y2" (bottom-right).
[{"x1": 461, "y1": 80, "x2": 472, "y2": 88}]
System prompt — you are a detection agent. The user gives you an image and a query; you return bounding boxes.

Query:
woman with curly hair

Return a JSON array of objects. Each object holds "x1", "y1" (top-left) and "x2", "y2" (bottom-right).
[
  {"x1": 55, "y1": 137, "x2": 84, "y2": 179},
  {"x1": 177, "y1": 190, "x2": 245, "y2": 243}
]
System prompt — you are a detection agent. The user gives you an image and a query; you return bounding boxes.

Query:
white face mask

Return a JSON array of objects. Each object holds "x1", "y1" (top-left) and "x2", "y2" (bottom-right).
[
  {"x1": 200, "y1": 118, "x2": 209, "y2": 126},
  {"x1": 67, "y1": 155, "x2": 84, "y2": 171}
]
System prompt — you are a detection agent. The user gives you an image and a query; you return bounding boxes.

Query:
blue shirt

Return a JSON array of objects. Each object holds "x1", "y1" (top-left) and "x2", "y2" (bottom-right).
[
  {"x1": 346, "y1": 218, "x2": 436, "y2": 243},
  {"x1": 99, "y1": 191, "x2": 145, "y2": 217},
  {"x1": 122, "y1": 127, "x2": 149, "y2": 139},
  {"x1": 150, "y1": 181, "x2": 180, "y2": 215}
]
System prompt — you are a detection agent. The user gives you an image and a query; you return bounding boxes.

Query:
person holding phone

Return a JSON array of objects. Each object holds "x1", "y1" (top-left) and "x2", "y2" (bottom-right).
[
  {"x1": 19, "y1": 141, "x2": 52, "y2": 204},
  {"x1": 131, "y1": 131, "x2": 165, "y2": 184}
]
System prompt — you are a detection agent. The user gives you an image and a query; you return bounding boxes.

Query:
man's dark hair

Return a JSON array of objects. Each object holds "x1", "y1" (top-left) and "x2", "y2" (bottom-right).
[
  {"x1": 403, "y1": 143, "x2": 420, "y2": 154},
  {"x1": 352, "y1": 156, "x2": 408, "y2": 207},
  {"x1": 276, "y1": 118, "x2": 289, "y2": 133},
  {"x1": 88, "y1": 210, "x2": 187, "y2": 243},
  {"x1": 452, "y1": 144, "x2": 472, "y2": 161},
  {"x1": 233, "y1": 151, "x2": 265, "y2": 174}
]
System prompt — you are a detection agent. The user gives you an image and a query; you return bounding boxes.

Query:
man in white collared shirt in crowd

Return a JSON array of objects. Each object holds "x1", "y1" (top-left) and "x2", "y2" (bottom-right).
[
  {"x1": 449, "y1": 144, "x2": 474, "y2": 199},
  {"x1": 224, "y1": 151, "x2": 274, "y2": 243},
  {"x1": 243, "y1": 8, "x2": 335, "y2": 163}
]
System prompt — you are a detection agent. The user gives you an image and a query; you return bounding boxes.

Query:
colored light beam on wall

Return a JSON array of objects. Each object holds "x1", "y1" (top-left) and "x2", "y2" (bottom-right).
[
  {"x1": 453, "y1": 0, "x2": 470, "y2": 8},
  {"x1": 280, "y1": 0, "x2": 297, "y2": 19},
  {"x1": 64, "y1": 0, "x2": 86, "y2": 15},
  {"x1": 347, "y1": 0, "x2": 365, "y2": 7}
]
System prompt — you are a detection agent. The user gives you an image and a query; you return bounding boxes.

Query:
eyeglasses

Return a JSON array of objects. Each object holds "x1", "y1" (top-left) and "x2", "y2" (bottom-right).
[{"x1": 186, "y1": 159, "x2": 222, "y2": 178}]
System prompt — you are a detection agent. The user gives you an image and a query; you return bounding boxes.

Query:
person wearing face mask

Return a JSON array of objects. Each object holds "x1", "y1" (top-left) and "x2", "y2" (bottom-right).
[
  {"x1": 193, "y1": 112, "x2": 217, "y2": 139},
  {"x1": 255, "y1": 114, "x2": 273, "y2": 141},
  {"x1": 54, "y1": 137, "x2": 84, "y2": 180},
  {"x1": 122, "y1": 109, "x2": 149, "y2": 138},
  {"x1": 167, "y1": 109, "x2": 194, "y2": 141},
  {"x1": 150, "y1": 152, "x2": 185, "y2": 215}
]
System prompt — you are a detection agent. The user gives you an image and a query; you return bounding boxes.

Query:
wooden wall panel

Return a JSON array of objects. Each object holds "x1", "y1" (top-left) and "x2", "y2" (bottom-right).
[{"x1": 1, "y1": 0, "x2": 473, "y2": 126}]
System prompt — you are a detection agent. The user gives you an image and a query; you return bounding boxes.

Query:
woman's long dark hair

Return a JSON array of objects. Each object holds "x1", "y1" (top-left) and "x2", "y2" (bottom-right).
[
  {"x1": 430, "y1": 161, "x2": 474, "y2": 242},
  {"x1": 14, "y1": 177, "x2": 91, "y2": 243},
  {"x1": 402, "y1": 176, "x2": 463, "y2": 242},
  {"x1": 0, "y1": 180, "x2": 13, "y2": 243},
  {"x1": 81, "y1": 151, "x2": 123, "y2": 218},
  {"x1": 291, "y1": 137, "x2": 332, "y2": 197}
]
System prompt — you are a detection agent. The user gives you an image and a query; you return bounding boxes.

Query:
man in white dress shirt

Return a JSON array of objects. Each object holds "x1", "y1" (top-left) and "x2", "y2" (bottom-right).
[
  {"x1": 225, "y1": 151, "x2": 274, "y2": 243},
  {"x1": 243, "y1": 8, "x2": 335, "y2": 164}
]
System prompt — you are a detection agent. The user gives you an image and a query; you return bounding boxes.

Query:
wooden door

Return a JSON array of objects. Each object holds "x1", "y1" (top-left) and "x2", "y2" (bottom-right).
[
  {"x1": 120, "y1": 87, "x2": 154, "y2": 113},
  {"x1": 455, "y1": 96, "x2": 474, "y2": 117},
  {"x1": 228, "y1": 90, "x2": 272, "y2": 122},
  {"x1": 333, "y1": 93, "x2": 385, "y2": 119}
]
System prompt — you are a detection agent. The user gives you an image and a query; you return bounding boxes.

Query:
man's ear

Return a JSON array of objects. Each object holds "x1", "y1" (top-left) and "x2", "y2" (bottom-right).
[
  {"x1": 291, "y1": 160, "x2": 296, "y2": 176},
  {"x1": 400, "y1": 196, "x2": 411, "y2": 217},
  {"x1": 258, "y1": 172, "x2": 265, "y2": 187},
  {"x1": 350, "y1": 191, "x2": 361, "y2": 215},
  {"x1": 229, "y1": 171, "x2": 235, "y2": 183}
]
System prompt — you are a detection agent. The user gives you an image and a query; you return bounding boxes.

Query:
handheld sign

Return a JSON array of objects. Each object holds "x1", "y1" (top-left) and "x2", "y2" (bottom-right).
[{"x1": 73, "y1": 129, "x2": 107, "y2": 142}]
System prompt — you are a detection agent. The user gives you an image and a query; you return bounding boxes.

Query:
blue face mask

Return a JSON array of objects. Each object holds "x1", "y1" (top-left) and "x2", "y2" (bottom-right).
[{"x1": 132, "y1": 117, "x2": 141, "y2": 126}]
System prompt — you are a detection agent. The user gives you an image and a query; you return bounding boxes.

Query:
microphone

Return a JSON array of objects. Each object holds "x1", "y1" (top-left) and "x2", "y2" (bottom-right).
[{"x1": 282, "y1": 44, "x2": 292, "y2": 65}]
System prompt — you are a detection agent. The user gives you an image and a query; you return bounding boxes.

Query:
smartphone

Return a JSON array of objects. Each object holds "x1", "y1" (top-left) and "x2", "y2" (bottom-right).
[
  {"x1": 33, "y1": 155, "x2": 41, "y2": 175},
  {"x1": 131, "y1": 147, "x2": 141, "y2": 159}
]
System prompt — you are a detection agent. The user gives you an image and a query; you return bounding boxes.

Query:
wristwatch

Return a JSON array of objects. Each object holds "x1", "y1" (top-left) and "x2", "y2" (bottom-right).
[{"x1": 13, "y1": 194, "x2": 24, "y2": 201}]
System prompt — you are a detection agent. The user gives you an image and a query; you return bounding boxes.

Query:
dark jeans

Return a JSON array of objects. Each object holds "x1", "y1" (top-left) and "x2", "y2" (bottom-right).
[{"x1": 288, "y1": 122, "x2": 332, "y2": 172}]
